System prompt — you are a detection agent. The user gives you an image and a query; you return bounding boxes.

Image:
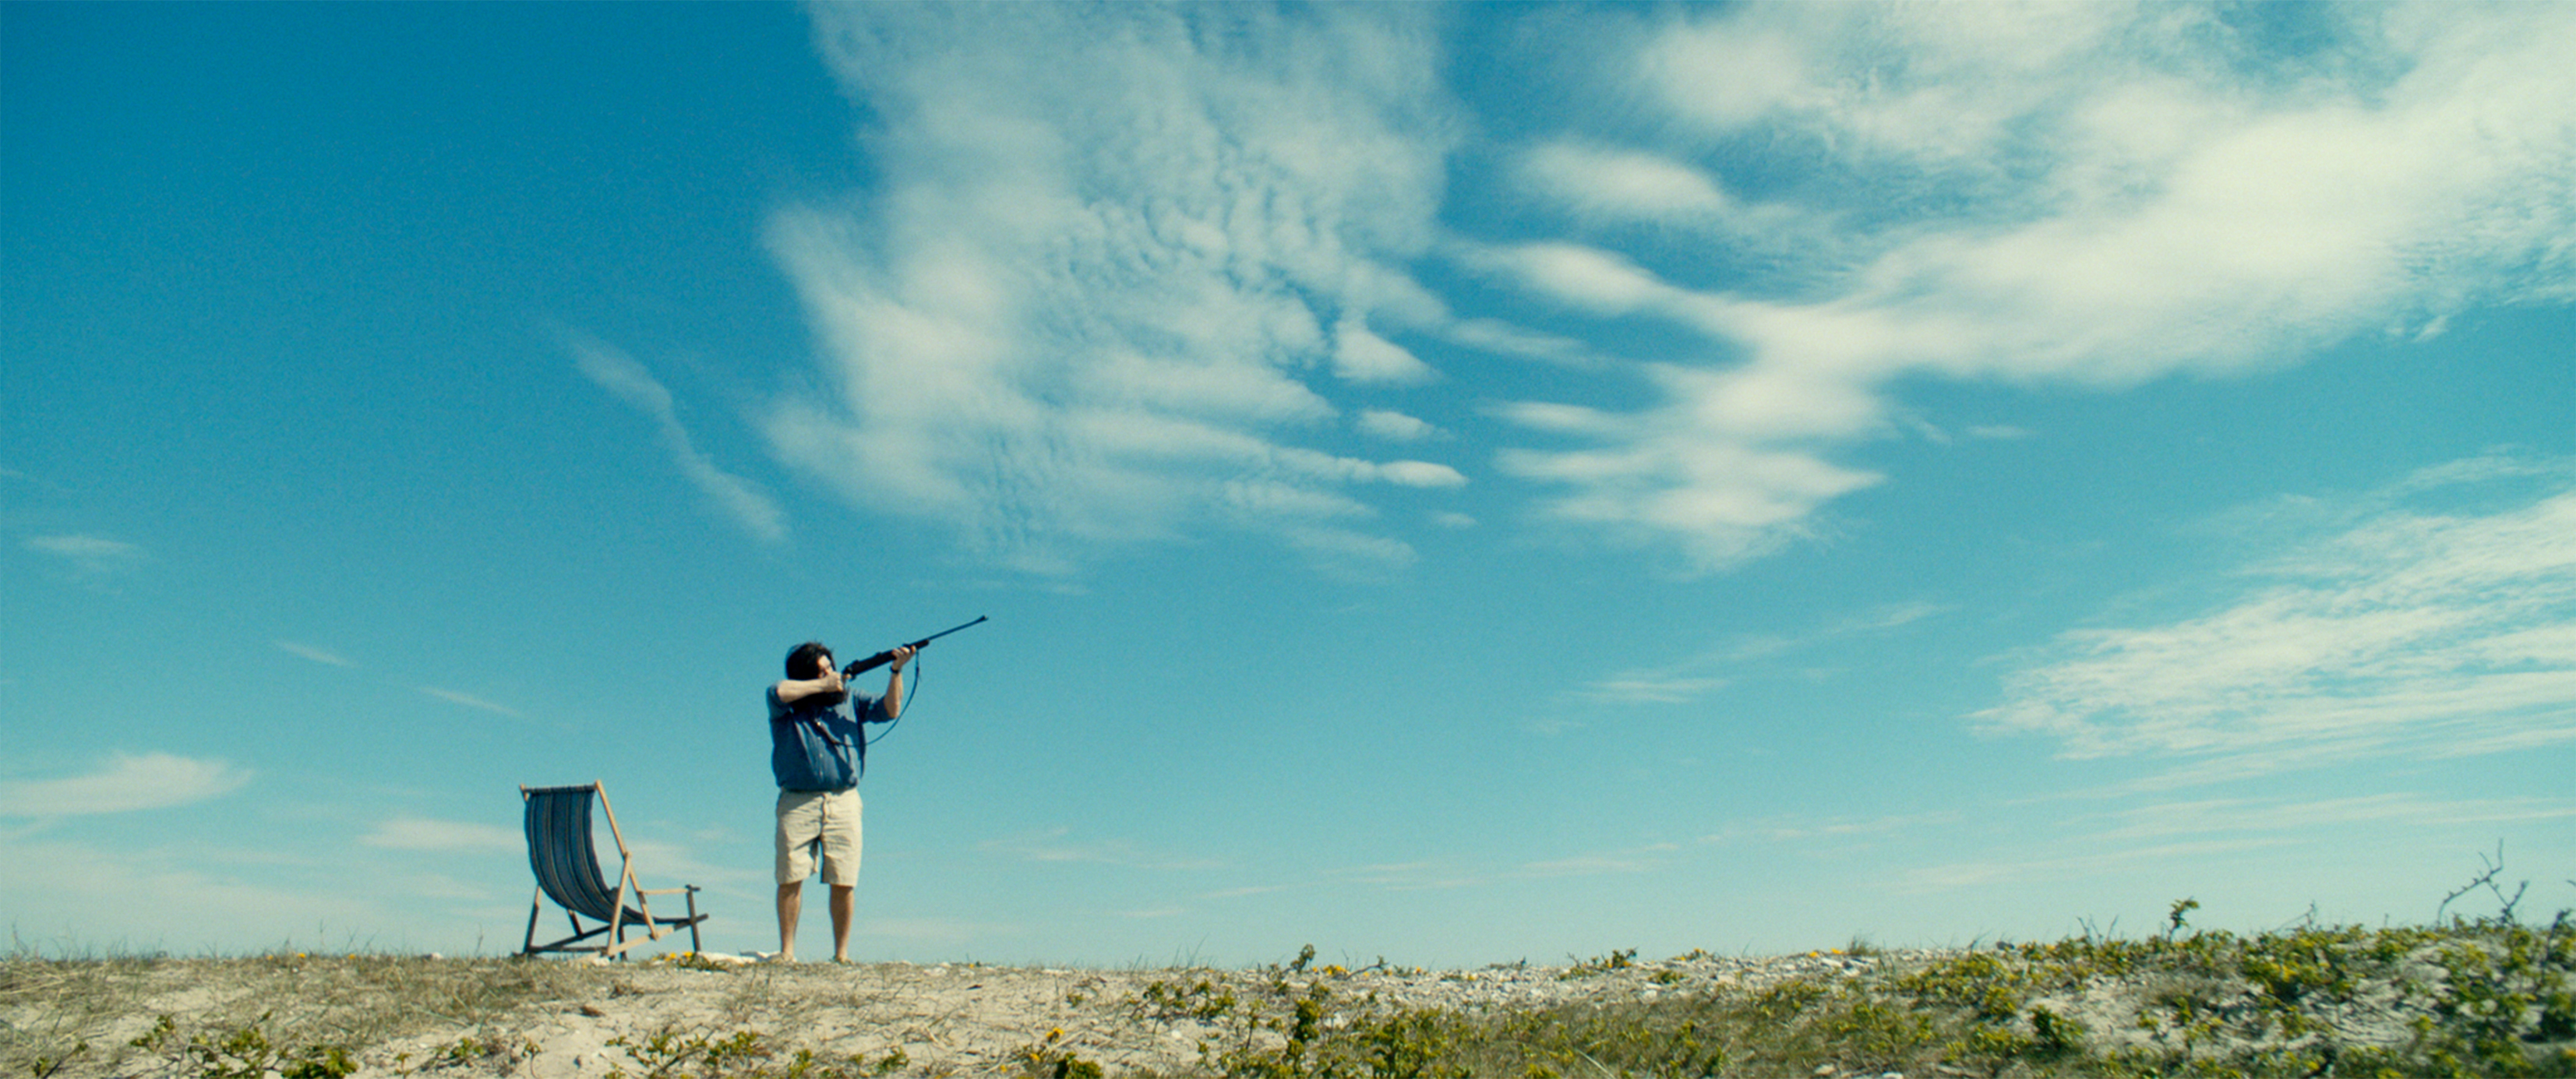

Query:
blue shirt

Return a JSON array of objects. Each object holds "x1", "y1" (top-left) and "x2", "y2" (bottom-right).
[{"x1": 768, "y1": 686, "x2": 891, "y2": 792}]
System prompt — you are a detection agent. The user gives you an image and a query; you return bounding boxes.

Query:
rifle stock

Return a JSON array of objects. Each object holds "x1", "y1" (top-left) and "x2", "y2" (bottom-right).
[{"x1": 843, "y1": 615, "x2": 988, "y2": 677}]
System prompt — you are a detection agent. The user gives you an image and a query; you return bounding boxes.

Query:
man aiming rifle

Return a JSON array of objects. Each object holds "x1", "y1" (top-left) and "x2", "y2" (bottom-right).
[{"x1": 765, "y1": 618, "x2": 982, "y2": 963}]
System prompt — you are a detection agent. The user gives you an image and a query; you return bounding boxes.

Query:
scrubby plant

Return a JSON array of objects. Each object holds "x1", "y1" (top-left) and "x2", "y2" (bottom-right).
[
  {"x1": 123, "y1": 1014, "x2": 357, "y2": 1079},
  {"x1": 1113, "y1": 915, "x2": 2574, "y2": 1078},
  {"x1": 1558, "y1": 948, "x2": 1638, "y2": 980},
  {"x1": 1016, "y1": 1029, "x2": 1103, "y2": 1079}
]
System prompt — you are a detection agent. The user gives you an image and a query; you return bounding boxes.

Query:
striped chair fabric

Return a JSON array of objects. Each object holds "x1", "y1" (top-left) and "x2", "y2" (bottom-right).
[{"x1": 520, "y1": 782, "x2": 704, "y2": 958}]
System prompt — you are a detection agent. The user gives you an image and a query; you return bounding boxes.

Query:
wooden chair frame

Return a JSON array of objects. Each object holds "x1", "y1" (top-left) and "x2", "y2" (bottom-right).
[{"x1": 519, "y1": 781, "x2": 704, "y2": 959}]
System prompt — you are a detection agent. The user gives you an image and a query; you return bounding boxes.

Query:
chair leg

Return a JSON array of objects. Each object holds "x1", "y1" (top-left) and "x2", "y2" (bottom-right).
[
  {"x1": 609, "y1": 872, "x2": 633, "y2": 960},
  {"x1": 523, "y1": 890, "x2": 542, "y2": 956},
  {"x1": 685, "y1": 888, "x2": 702, "y2": 953}
]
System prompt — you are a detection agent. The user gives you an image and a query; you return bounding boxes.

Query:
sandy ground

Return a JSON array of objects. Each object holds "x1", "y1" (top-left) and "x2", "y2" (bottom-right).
[
  {"x1": 464, "y1": 952, "x2": 1876, "y2": 1077},
  {"x1": 13, "y1": 950, "x2": 1894, "y2": 1079},
  {"x1": 15, "y1": 936, "x2": 2533, "y2": 1078}
]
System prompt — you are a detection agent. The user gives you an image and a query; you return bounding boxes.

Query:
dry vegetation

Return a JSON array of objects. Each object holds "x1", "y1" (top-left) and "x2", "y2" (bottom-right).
[{"x1": 7, "y1": 914, "x2": 2572, "y2": 1079}]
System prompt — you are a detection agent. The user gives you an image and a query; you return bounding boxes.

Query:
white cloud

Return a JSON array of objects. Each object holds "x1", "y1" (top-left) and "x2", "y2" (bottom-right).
[
  {"x1": 570, "y1": 333, "x2": 788, "y2": 545},
  {"x1": 1578, "y1": 675, "x2": 1728, "y2": 706},
  {"x1": 1513, "y1": 843, "x2": 1677, "y2": 879},
  {"x1": 0, "y1": 833, "x2": 389, "y2": 952},
  {"x1": 979, "y1": 827, "x2": 1223, "y2": 872},
  {"x1": 1519, "y1": 143, "x2": 1733, "y2": 222},
  {"x1": 1495, "y1": 413, "x2": 1882, "y2": 571},
  {"x1": 1514, "y1": 142, "x2": 1820, "y2": 254},
  {"x1": 24, "y1": 534, "x2": 146, "y2": 578},
  {"x1": 1322, "y1": 860, "x2": 1486, "y2": 892},
  {"x1": 1481, "y1": 2, "x2": 2576, "y2": 570},
  {"x1": 1356, "y1": 409, "x2": 1440, "y2": 443},
  {"x1": 1333, "y1": 319, "x2": 1437, "y2": 385},
  {"x1": 769, "y1": 4, "x2": 1463, "y2": 576},
  {"x1": 417, "y1": 686, "x2": 524, "y2": 719},
  {"x1": 757, "y1": 3, "x2": 2572, "y2": 578},
  {"x1": 859, "y1": 916, "x2": 1022, "y2": 945},
  {"x1": 277, "y1": 640, "x2": 355, "y2": 667},
  {"x1": 1441, "y1": 318, "x2": 1603, "y2": 368},
  {"x1": 24, "y1": 534, "x2": 142, "y2": 561},
  {"x1": 1581, "y1": 601, "x2": 1943, "y2": 704},
  {"x1": 1701, "y1": 810, "x2": 1960, "y2": 845},
  {"x1": 0, "y1": 753, "x2": 250, "y2": 817},
  {"x1": 362, "y1": 816, "x2": 522, "y2": 852},
  {"x1": 2097, "y1": 794, "x2": 2576, "y2": 843},
  {"x1": 1895, "y1": 837, "x2": 2286, "y2": 896},
  {"x1": 1977, "y1": 458, "x2": 2576, "y2": 781},
  {"x1": 1378, "y1": 460, "x2": 1467, "y2": 488}
]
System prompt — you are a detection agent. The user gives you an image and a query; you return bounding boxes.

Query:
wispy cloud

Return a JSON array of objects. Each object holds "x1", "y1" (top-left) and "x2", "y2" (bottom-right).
[
  {"x1": 767, "y1": 4, "x2": 1469, "y2": 577},
  {"x1": 859, "y1": 916, "x2": 1022, "y2": 945},
  {"x1": 1977, "y1": 456, "x2": 2576, "y2": 783},
  {"x1": 2095, "y1": 793, "x2": 2576, "y2": 844},
  {"x1": 1896, "y1": 837, "x2": 2286, "y2": 896},
  {"x1": 1576, "y1": 675, "x2": 1731, "y2": 707},
  {"x1": 23, "y1": 534, "x2": 146, "y2": 580},
  {"x1": 0, "y1": 753, "x2": 250, "y2": 817},
  {"x1": 1513, "y1": 842, "x2": 1678, "y2": 879},
  {"x1": 569, "y1": 333, "x2": 789, "y2": 545},
  {"x1": 1898, "y1": 792, "x2": 2576, "y2": 897},
  {"x1": 360, "y1": 815, "x2": 521, "y2": 852},
  {"x1": 1303, "y1": 842, "x2": 1683, "y2": 891},
  {"x1": 1321, "y1": 861, "x2": 1487, "y2": 892},
  {"x1": 1700, "y1": 810, "x2": 1961, "y2": 846},
  {"x1": 276, "y1": 641, "x2": 355, "y2": 668},
  {"x1": 1357, "y1": 409, "x2": 1443, "y2": 443},
  {"x1": 417, "y1": 686, "x2": 525, "y2": 719},
  {"x1": 1482, "y1": 2, "x2": 2576, "y2": 570},
  {"x1": 760, "y1": 3, "x2": 2571, "y2": 580},
  {"x1": 0, "y1": 833, "x2": 386, "y2": 950},
  {"x1": 1580, "y1": 601, "x2": 1947, "y2": 704},
  {"x1": 980, "y1": 827, "x2": 1224, "y2": 872}
]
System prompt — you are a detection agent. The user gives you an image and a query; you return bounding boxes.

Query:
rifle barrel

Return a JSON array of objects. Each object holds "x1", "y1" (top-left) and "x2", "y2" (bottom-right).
[{"x1": 844, "y1": 616, "x2": 988, "y2": 676}]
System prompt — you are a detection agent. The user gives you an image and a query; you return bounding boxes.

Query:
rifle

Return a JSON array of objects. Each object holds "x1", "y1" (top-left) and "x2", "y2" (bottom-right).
[{"x1": 842, "y1": 615, "x2": 988, "y2": 678}]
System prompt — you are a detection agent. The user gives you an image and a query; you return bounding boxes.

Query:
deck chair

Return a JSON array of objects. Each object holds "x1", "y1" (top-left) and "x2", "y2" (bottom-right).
[{"x1": 520, "y1": 781, "x2": 704, "y2": 959}]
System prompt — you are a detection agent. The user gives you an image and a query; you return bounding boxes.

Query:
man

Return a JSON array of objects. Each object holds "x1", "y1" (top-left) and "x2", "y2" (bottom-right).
[{"x1": 768, "y1": 639, "x2": 912, "y2": 964}]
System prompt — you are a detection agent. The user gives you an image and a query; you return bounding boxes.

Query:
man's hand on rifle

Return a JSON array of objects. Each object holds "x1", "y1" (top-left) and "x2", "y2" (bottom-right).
[{"x1": 880, "y1": 646, "x2": 916, "y2": 720}]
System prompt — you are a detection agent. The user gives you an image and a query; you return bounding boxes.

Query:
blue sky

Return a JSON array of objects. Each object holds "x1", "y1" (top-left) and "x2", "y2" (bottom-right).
[{"x1": 5, "y1": 2, "x2": 2573, "y2": 966}]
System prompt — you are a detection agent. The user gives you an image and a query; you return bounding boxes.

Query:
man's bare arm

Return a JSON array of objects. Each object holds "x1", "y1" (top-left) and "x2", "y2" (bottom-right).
[
  {"x1": 773, "y1": 665, "x2": 846, "y2": 706},
  {"x1": 880, "y1": 647, "x2": 914, "y2": 719}
]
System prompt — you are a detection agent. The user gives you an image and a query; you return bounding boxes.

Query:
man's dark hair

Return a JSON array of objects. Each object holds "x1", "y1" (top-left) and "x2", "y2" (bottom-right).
[{"x1": 785, "y1": 641, "x2": 835, "y2": 681}]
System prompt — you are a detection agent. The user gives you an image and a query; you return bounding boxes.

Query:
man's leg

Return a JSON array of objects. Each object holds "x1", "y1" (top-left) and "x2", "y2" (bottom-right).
[
  {"x1": 776, "y1": 883, "x2": 803, "y2": 962},
  {"x1": 775, "y1": 791, "x2": 822, "y2": 963},
  {"x1": 814, "y1": 789, "x2": 863, "y2": 964},
  {"x1": 828, "y1": 883, "x2": 856, "y2": 963}
]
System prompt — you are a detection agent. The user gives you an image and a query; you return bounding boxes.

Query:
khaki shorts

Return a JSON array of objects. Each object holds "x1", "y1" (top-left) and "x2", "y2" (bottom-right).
[{"x1": 775, "y1": 788, "x2": 862, "y2": 887}]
